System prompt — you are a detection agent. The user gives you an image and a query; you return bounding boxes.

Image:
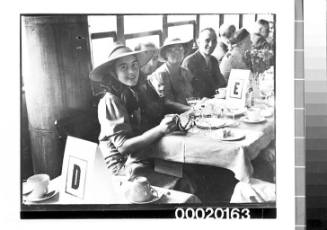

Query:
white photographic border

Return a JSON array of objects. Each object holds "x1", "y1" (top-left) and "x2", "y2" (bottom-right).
[{"x1": 1, "y1": 0, "x2": 295, "y2": 229}]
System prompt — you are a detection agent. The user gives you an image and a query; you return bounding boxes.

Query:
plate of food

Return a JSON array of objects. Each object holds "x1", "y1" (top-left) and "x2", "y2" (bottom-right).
[
  {"x1": 217, "y1": 128, "x2": 246, "y2": 141},
  {"x1": 195, "y1": 117, "x2": 225, "y2": 129}
]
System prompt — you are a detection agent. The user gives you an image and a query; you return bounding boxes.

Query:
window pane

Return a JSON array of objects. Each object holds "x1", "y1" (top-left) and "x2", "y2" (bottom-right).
[
  {"x1": 168, "y1": 24, "x2": 194, "y2": 40},
  {"x1": 257, "y1": 14, "x2": 274, "y2": 23},
  {"x1": 125, "y1": 35, "x2": 160, "y2": 50},
  {"x1": 168, "y1": 15, "x2": 196, "y2": 23},
  {"x1": 124, "y1": 15, "x2": 162, "y2": 34},
  {"x1": 88, "y1": 16, "x2": 117, "y2": 33},
  {"x1": 242, "y1": 14, "x2": 256, "y2": 31},
  {"x1": 223, "y1": 14, "x2": 240, "y2": 29},
  {"x1": 90, "y1": 37, "x2": 114, "y2": 68},
  {"x1": 199, "y1": 15, "x2": 220, "y2": 37}
]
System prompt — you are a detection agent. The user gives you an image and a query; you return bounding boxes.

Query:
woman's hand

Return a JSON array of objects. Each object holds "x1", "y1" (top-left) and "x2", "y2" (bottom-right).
[{"x1": 158, "y1": 114, "x2": 178, "y2": 134}]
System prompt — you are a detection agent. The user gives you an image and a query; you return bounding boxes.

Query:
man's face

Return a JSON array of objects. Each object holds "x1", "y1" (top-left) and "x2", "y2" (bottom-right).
[
  {"x1": 198, "y1": 30, "x2": 217, "y2": 56},
  {"x1": 114, "y1": 55, "x2": 140, "y2": 87}
]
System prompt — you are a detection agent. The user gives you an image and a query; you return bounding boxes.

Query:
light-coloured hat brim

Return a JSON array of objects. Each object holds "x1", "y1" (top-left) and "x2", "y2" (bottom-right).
[
  {"x1": 90, "y1": 49, "x2": 156, "y2": 82},
  {"x1": 159, "y1": 39, "x2": 193, "y2": 62}
]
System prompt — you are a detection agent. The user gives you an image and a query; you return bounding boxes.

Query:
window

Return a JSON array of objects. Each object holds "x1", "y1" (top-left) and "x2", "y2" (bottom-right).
[
  {"x1": 125, "y1": 35, "x2": 160, "y2": 50},
  {"x1": 223, "y1": 15, "x2": 240, "y2": 29},
  {"x1": 124, "y1": 15, "x2": 162, "y2": 34},
  {"x1": 199, "y1": 15, "x2": 220, "y2": 37},
  {"x1": 88, "y1": 16, "x2": 117, "y2": 33},
  {"x1": 168, "y1": 24, "x2": 194, "y2": 40},
  {"x1": 257, "y1": 14, "x2": 274, "y2": 23},
  {"x1": 87, "y1": 14, "x2": 272, "y2": 69},
  {"x1": 242, "y1": 14, "x2": 256, "y2": 31},
  {"x1": 90, "y1": 37, "x2": 115, "y2": 68}
]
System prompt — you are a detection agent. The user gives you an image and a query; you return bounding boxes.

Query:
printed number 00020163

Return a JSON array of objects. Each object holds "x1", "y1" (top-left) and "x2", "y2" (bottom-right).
[{"x1": 174, "y1": 207, "x2": 251, "y2": 219}]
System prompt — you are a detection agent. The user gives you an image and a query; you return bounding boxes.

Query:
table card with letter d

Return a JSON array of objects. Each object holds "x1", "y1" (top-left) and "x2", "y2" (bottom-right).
[
  {"x1": 226, "y1": 69, "x2": 251, "y2": 108},
  {"x1": 60, "y1": 136, "x2": 117, "y2": 203}
]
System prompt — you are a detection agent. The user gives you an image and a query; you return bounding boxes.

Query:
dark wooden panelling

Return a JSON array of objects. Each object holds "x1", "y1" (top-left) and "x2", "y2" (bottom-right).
[{"x1": 23, "y1": 15, "x2": 93, "y2": 178}]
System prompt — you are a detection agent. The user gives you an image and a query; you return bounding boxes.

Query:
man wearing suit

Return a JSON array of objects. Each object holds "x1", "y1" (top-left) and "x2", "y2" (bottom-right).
[{"x1": 182, "y1": 28, "x2": 227, "y2": 98}]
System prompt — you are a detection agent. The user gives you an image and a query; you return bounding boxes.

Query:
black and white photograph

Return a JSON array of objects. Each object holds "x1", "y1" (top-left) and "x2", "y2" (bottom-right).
[{"x1": 20, "y1": 13, "x2": 277, "y2": 218}]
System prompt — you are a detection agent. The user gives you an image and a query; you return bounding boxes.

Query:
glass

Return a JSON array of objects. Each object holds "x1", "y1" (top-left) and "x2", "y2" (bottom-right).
[
  {"x1": 259, "y1": 73, "x2": 274, "y2": 106},
  {"x1": 203, "y1": 118, "x2": 212, "y2": 137},
  {"x1": 186, "y1": 97, "x2": 200, "y2": 108}
]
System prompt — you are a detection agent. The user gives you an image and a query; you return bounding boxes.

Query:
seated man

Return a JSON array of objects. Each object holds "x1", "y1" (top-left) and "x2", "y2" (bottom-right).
[
  {"x1": 182, "y1": 28, "x2": 227, "y2": 98},
  {"x1": 213, "y1": 23, "x2": 236, "y2": 63},
  {"x1": 251, "y1": 19, "x2": 271, "y2": 50}
]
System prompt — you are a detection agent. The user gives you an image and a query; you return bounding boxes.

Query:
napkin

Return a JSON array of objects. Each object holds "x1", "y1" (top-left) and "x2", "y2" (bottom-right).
[{"x1": 230, "y1": 178, "x2": 276, "y2": 203}]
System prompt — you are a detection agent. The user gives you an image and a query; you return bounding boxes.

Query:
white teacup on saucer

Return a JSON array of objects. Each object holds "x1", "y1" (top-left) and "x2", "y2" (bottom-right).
[
  {"x1": 26, "y1": 174, "x2": 50, "y2": 199},
  {"x1": 125, "y1": 176, "x2": 158, "y2": 203},
  {"x1": 247, "y1": 108, "x2": 262, "y2": 121}
]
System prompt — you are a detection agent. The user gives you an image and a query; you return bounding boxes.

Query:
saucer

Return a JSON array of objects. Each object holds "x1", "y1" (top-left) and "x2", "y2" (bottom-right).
[
  {"x1": 125, "y1": 187, "x2": 164, "y2": 204},
  {"x1": 241, "y1": 116, "x2": 267, "y2": 124},
  {"x1": 22, "y1": 181, "x2": 33, "y2": 195},
  {"x1": 23, "y1": 190, "x2": 58, "y2": 203},
  {"x1": 217, "y1": 130, "x2": 246, "y2": 141}
]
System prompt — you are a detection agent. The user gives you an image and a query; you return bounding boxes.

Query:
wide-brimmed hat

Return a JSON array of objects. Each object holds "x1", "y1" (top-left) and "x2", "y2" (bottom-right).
[
  {"x1": 90, "y1": 44, "x2": 156, "y2": 82},
  {"x1": 158, "y1": 38, "x2": 193, "y2": 62}
]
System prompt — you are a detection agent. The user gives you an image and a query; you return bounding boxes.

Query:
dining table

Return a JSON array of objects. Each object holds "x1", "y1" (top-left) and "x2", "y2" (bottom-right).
[{"x1": 152, "y1": 98, "x2": 275, "y2": 184}]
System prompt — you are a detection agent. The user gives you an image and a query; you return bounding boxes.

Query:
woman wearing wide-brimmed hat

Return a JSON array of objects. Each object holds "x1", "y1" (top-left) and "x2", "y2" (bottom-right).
[
  {"x1": 148, "y1": 38, "x2": 194, "y2": 114},
  {"x1": 90, "y1": 43, "x2": 194, "y2": 191}
]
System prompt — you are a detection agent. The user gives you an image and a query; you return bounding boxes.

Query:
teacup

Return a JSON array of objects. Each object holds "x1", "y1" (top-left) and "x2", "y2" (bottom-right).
[
  {"x1": 127, "y1": 176, "x2": 156, "y2": 202},
  {"x1": 26, "y1": 174, "x2": 50, "y2": 198},
  {"x1": 247, "y1": 108, "x2": 262, "y2": 121}
]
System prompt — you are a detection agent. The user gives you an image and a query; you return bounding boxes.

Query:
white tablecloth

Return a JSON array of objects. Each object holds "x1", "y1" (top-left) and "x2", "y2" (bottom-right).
[{"x1": 153, "y1": 99, "x2": 275, "y2": 183}]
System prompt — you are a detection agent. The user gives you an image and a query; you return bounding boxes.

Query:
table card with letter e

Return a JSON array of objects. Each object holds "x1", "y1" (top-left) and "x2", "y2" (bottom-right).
[
  {"x1": 60, "y1": 136, "x2": 118, "y2": 203},
  {"x1": 226, "y1": 69, "x2": 251, "y2": 108}
]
